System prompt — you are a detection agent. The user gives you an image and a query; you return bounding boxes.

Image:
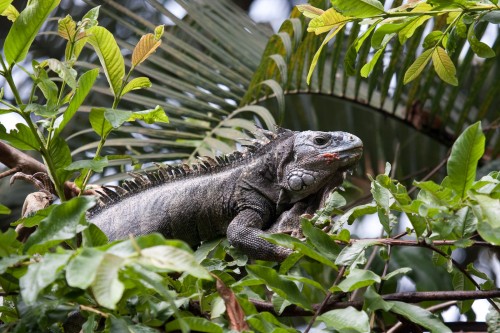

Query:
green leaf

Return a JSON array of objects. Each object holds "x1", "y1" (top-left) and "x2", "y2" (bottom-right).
[
  {"x1": 296, "y1": 4, "x2": 324, "y2": 19},
  {"x1": 301, "y1": 219, "x2": 340, "y2": 260},
  {"x1": 472, "y1": 193, "x2": 500, "y2": 245},
  {"x1": 89, "y1": 107, "x2": 113, "y2": 138},
  {"x1": 0, "y1": 203, "x2": 11, "y2": 215},
  {"x1": 319, "y1": 307, "x2": 370, "y2": 333},
  {"x1": 383, "y1": 267, "x2": 412, "y2": 281},
  {"x1": 46, "y1": 58, "x2": 77, "y2": 89},
  {"x1": 19, "y1": 252, "x2": 71, "y2": 305},
  {"x1": 0, "y1": 229, "x2": 21, "y2": 256},
  {"x1": 0, "y1": 123, "x2": 40, "y2": 151},
  {"x1": 261, "y1": 233, "x2": 337, "y2": 268},
  {"x1": 138, "y1": 245, "x2": 212, "y2": 280},
  {"x1": 335, "y1": 240, "x2": 380, "y2": 267},
  {"x1": 66, "y1": 248, "x2": 105, "y2": 289},
  {"x1": 398, "y1": 15, "x2": 431, "y2": 44},
  {"x1": 246, "y1": 264, "x2": 312, "y2": 310},
  {"x1": 423, "y1": 31, "x2": 444, "y2": 49},
  {"x1": 361, "y1": 38, "x2": 390, "y2": 78},
  {"x1": 337, "y1": 203, "x2": 377, "y2": 226},
  {"x1": 120, "y1": 77, "x2": 151, "y2": 97},
  {"x1": 55, "y1": 68, "x2": 99, "y2": 136},
  {"x1": 0, "y1": 254, "x2": 27, "y2": 274},
  {"x1": 403, "y1": 48, "x2": 433, "y2": 84},
  {"x1": 4, "y1": 0, "x2": 60, "y2": 65},
  {"x1": 128, "y1": 105, "x2": 169, "y2": 124},
  {"x1": 371, "y1": 23, "x2": 405, "y2": 49},
  {"x1": 24, "y1": 196, "x2": 96, "y2": 254},
  {"x1": 467, "y1": 24, "x2": 495, "y2": 58},
  {"x1": 91, "y1": 253, "x2": 125, "y2": 309},
  {"x1": 445, "y1": 121, "x2": 485, "y2": 198},
  {"x1": 432, "y1": 46, "x2": 458, "y2": 86},
  {"x1": 36, "y1": 78, "x2": 58, "y2": 110},
  {"x1": 82, "y1": 5, "x2": 100, "y2": 28},
  {"x1": 388, "y1": 301, "x2": 452, "y2": 333},
  {"x1": 344, "y1": 22, "x2": 379, "y2": 75},
  {"x1": 103, "y1": 106, "x2": 169, "y2": 129},
  {"x1": 65, "y1": 156, "x2": 109, "y2": 172},
  {"x1": 82, "y1": 223, "x2": 109, "y2": 247},
  {"x1": 11, "y1": 204, "x2": 54, "y2": 227},
  {"x1": 49, "y1": 136, "x2": 73, "y2": 185},
  {"x1": 331, "y1": 0, "x2": 384, "y2": 18},
  {"x1": 87, "y1": 26, "x2": 125, "y2": 97},
  {"x1": 333, "y1": 268, "x2": 381, "y2": 292},
  {"x1": 165, "y1": 317, "x2": 223, "y2": 333}
]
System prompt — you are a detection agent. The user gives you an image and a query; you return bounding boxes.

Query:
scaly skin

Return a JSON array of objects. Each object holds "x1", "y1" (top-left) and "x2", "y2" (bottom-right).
[{"x1": 88, "y1": 129, "x2": 363, "y2": 261}]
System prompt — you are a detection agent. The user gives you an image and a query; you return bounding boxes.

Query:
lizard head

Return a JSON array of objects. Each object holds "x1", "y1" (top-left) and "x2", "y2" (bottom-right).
[{"x1": 280, "y1": 130, "x2": 363, "y2": 203}]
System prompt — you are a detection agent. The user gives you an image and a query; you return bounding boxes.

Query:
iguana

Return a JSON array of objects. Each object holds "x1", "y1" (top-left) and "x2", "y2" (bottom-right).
[{"x1": 89, "y1": 128, "x2": 363, "y2": 261}]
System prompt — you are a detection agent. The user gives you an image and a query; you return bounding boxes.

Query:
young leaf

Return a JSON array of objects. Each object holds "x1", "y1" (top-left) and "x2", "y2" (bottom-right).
[
  {"x1": 331, "y1": 0, "x2": 385, "y2": 18},
  {"x1": 54, "y1": 68, "x2": 99, "y2": 136},
  {"x1": 246, "y1": 264, "x2": 312, "y2": 310},
  {"x1": 19, "y1": 252, "x2": 72, "y2": 305},
  {"x1": 403, "y1": 48, "x2": 433, "y2": 84},
  {"x1": 307, "y1": 7, "x2": 349, "y2": 35},
  {"x1": 432, "y1": 46, "x2": 458, "y2": 86},
  {"x1": 361, "y1": 37, "x2": 391, "y2": 78},
  {"x1": 24, "y1": 196, "x2": 96, "y2": 254},
  {"x1": 120, "y1": 77, "x2": 151, "y2": 97},
  {"x1": 319, "y1": 307, "x2": 370, "y2": 333},
  {"x1": 91, "y1": 253, "x2": 125, "y2": 309},
  {"x1": 307, "y1": 22, "x2": 347, "y2": 83},
  {"x1": 296, "y1": 4, "x2": 324, "y2": 18},
  {"x1": 445, "y1": 121, "x2": 485, "y2": 198},
  {"x1": 81, "y1": 5, "x2": 100, "y2": 28},
  {"x1": 0, "y1": 0, "x2": 14, "y2": 15},
  {"x1": 58, "y1": 14, "x2": 76, "y2": 41},
  {"x1": 86, "y1": 26, "x2": 125, "y2": 97},
  {"x1": 131, "y1": 31, "x2": 163, "y2": 68},
  {"x1": 89, "y1": 107, "x2": 113, "y2": 138},
  {"x1": 1, "y1": 4, "x2": 18, "y2": 22},
  {"x1": 4, "y1": 0, "x2": 60, "y2": 65},
  {"x1": 467, "y1": 24, "x2": 495, "y2": 58}
]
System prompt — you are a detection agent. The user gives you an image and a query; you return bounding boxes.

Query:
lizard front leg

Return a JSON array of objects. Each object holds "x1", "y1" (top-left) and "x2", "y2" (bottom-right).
[{"x1": 227, "y1": 209, "x2": 292, "y2": 262}]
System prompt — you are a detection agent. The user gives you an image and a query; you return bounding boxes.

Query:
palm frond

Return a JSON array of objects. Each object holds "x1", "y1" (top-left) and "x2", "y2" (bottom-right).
[
  {"x1": 242, "y1": 1, "x2": 500, "y2": 159},
  {"x1": 54, "y1": 0, "x2": 276, "y2": 173}
]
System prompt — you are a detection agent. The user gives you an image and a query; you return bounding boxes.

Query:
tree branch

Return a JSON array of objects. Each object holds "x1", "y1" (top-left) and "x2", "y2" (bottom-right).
[
  {"x1": 0, "y1": 141, "x2": 47, "y2": 176},
  {"x1": 249, "y1": 289, "x2": 500, "y2": 317},
  {"x1": 344, "y1": 238, "x2": 496, "y2": 248}
]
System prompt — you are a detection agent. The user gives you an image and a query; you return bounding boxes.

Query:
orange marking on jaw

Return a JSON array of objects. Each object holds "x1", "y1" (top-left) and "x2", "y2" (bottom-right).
[{"x1": 322, "y1": 153, "x2": 340, "y2": 163}]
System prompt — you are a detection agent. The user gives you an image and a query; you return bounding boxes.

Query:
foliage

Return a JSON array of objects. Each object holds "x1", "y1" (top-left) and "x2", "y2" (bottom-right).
[
  {"x1": 298, "y1": 0, "x2": 499, "y2": 85},
  {"x1": 0, "y1": 3, "x2": 167, "y2": 200},
  {"x1": 0, "y1": 1, "x2": 499, "y2": 333}
]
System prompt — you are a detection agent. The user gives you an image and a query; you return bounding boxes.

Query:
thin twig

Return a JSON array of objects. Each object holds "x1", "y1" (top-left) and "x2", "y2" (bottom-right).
[
  {"x1": 408, "y1": 154, "x2": 449, "y2": 195},
  {"x1": 303, "y1": 266, "x2": 346, "y2": 333},
  {"x1": 80, "y1": 304, "x2": 109, "y2": 318},
  {"x1": 424, "y1": 242, "x2": 500, "y2": 314},
  {"x1": 344, "y1": 238, "x2": 496, "y2": 248}
]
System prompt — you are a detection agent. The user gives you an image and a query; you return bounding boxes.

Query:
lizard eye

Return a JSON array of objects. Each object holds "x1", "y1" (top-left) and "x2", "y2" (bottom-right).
[{"x1": 313, "y1": 136, "x2": 329, "y2": 146}]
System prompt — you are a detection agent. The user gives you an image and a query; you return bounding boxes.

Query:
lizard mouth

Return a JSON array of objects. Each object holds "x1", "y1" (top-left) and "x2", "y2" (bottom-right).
[{"x1": 322, "y1": 146, "x2": 363, "y2": 168}]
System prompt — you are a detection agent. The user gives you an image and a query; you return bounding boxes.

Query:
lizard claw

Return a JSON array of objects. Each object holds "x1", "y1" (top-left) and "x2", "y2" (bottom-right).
[{"x1": 10, "y1": 172, "x2": 56, "y2": 196}]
